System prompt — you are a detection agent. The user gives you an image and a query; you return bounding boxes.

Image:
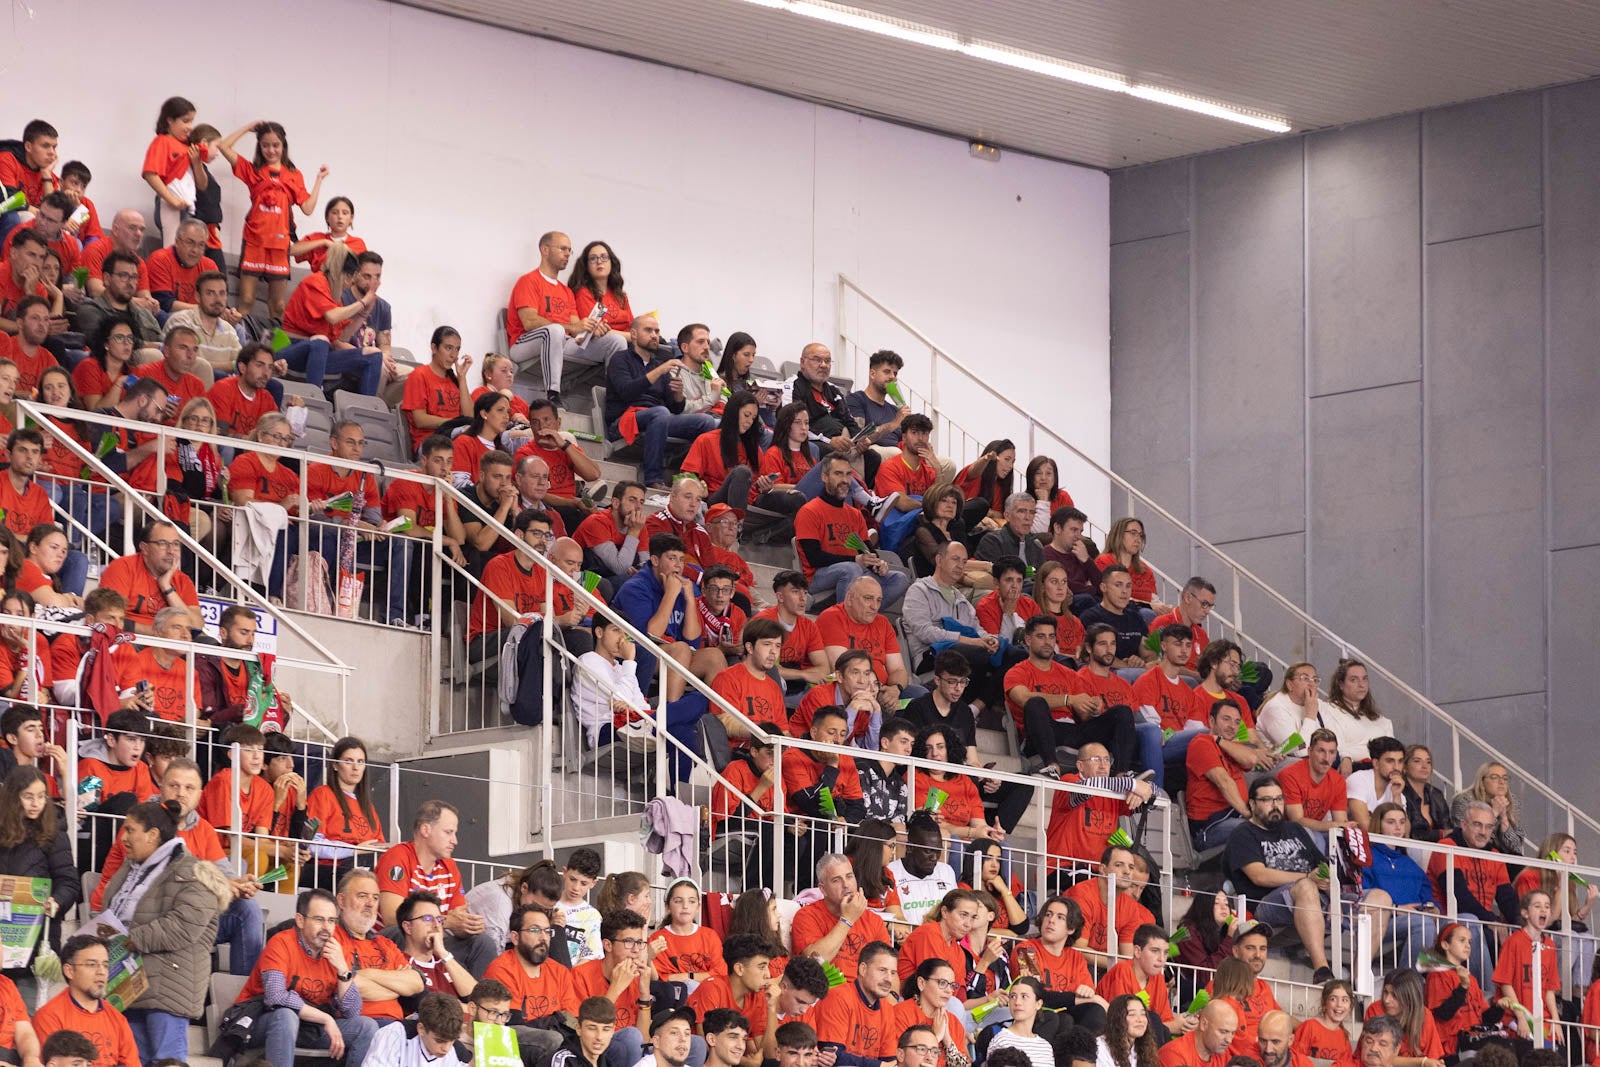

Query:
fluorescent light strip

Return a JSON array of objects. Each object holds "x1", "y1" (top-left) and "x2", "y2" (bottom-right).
[{"x1": 738, "y1": 0, "x2": 1292, "y2": 133}]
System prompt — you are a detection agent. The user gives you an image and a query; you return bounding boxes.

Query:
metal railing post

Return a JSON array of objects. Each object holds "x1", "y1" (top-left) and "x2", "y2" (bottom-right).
[
  {"x1": 229, "y1": 740, "x2": 244, "y2": 874},
  {"x1": 542, "y1": 565, "x2": 556, "y2": 840},
  {"x1": 771, "y1": 739, "x2": 786, "y2": 895}
]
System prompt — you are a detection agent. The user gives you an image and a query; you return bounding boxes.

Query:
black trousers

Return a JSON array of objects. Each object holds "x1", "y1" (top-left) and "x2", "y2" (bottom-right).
[{"x1": 1020, "y1": 696, "x2": 1138, "y2": 774}]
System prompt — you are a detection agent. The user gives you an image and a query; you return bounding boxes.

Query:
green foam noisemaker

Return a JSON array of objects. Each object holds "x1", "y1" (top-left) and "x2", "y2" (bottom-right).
[
  {"x1": 1143, "y1": 631, "x2": 1162, "y2": 654},
  {"x1": 582, "y1": 571, "x2": 604, "y2": 593},
  {"x1": 1276, "y1": 732, "x2": 1305, "y2": 755},
  {"x1": 821, "y1": 962, "x2": 846, "y2": 988},
  {"x1": 1239, "y1": 661, "x2": 1260, "y2": 685},
  {"x1": 885, "y1": 381, "x2": 907, "y2": 407},
  {"x1": 971, "y1": 997, "x2": 1005, "y2": 1025},
  {"x1": 323, "y1": 491, "x2": 356, "y2": 513},
  {"x1": 0, "y1": 190, "x2": 25, "y2": 214},
  {"x1": 1166, "y1": 925, "x2": 1189, "y2": 958},
  {"x1": 270, "y1": 327, "x2": 292, "y2": 353},
  {"x1": 923, "y1": 788, "x2": 948, "y2": 813},
  {"x1": 818, "y1": 786, "x2": 837, "y2": 818},
  {"x1": 1186, "y1": 990, "x2": 1211, "y2": 1014},
  {"x1": 844, "y1": 533, "x2": 870, "y2": 553},
  {"x1": 1313, "y1": 862, "x2": 1330, "y2": 880},
  {"x1": 1107, "y1": 827, "x2": 1133, "y2": 848},
  {"x1": 1134, "y1": 990, "x2": 1150, "y2": 1007},
  {"x1": 1235, "y1": 722, "x2": 1251, "y2": 742},
  {"x1": 1549, "y1": 851, "x2": 1591, "y2": 889},
  {"x1": 700, "y1": 360, "x2": 731, "y2": 399},
  {"x1": 257, "y1": 865, "x2": 289, "y2": 885}
]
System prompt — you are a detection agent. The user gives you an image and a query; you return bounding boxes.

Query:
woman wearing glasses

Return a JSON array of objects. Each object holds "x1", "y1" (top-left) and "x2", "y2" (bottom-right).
[
  {"x1": 891, "y1": 958, "x2": 972, "y2": 1067},
  {"x1": 1256, "y1": 662, "x2": 1339, "y2": 757},
  {"x1": 1450, "y1": 762, "x2": 1527, "y2": 857}
]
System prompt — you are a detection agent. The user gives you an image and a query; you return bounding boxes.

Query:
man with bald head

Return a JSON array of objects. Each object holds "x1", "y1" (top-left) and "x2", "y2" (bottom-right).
[
  {"x1": 787, "y1": 342, "x2": 867, "y2": 452},
  {"x1": 817, "y1": 575, "x2": 925, "y2": 711},
  {"x1": 514, "y1": 454, "x2": 569, "y2": 536},
  {"x1": 506, "y1": 230, "x2": 627, "y2": 404},
  {"x1": 82, "y1": 209, "x2": 159, "y2": 311},
  {"x1": 1157, "y1": 999, "x2": 1238, "y2": 1067},
  {"x1": 1256, "y1": 1011, "x2": 1309, "y2": 1067},
  {"x1": 548, "y1": 534, "x2": 598, "y2": 655},
  {"x1": 145, "y1": 218, "x2": 217, "y2": 314},
  {"x1": 602, "y1": 313, "x2": 717, "y2": 490}
]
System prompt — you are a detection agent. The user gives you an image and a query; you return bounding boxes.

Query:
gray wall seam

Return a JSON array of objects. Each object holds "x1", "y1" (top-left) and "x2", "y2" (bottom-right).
[
  {"x1": 1110, "y1": 229, "x2": 1191, "y2": 247},
  {"x1": 1301, "y1": 133, "x2": 1313, "y2": 625},
  {"x1": 1418, "y1": 110, "x2": 1431, "y2": 701},
  {"x1": 1310, "y1": 379, "x2": 1424, "y2": 401},
  {"x1": 1540, "y1": 86, "x2": 1555, "y2": 803},
  {"x1": 1424, "y1": 222, "x2": 1545, "y2": 248},
  {"x1": 1187, "y1": 158, "x2": 1199, "y2": 583}
]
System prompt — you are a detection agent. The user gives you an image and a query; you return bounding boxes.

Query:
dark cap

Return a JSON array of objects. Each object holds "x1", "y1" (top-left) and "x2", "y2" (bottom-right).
[{"x1": 649, "y1": 1006, "x2": 696, "y2": 1036}]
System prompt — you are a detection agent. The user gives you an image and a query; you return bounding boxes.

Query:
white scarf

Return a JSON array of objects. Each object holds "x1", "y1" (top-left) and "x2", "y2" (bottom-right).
[{"x1": 107, "y1": 836, "x2": 184, "y2": 926}]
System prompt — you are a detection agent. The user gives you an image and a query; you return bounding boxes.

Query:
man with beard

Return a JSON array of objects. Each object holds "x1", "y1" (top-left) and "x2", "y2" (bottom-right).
[
  {"x1": 483, "y1": 904, "x2": 576, "y2": 1061},
  {"x1": 398, "y1": 890, "x2": 477, "y2": 1000},
  {"x1": 170, "y1": 270, "x2": 246, "y2": 384},
  {"x1": 29, "y1": 935, "x2": 137, "y2": 1067},
  {"x1": 332, "y1": 868, "x2": 422, "y2": 1026},
  {"x1": 74, "y1": 248, "x2": 160, "y2": 348},
  {"x1": 1225, "y1": 778, "x2": 1365, "y2": 985},
  {"x1": 811, "y1": 941, "x2": 898, "y2": 1061},
  {"x1": 1188, "y1": 641, "x2": 1274, "y2": 769},
  {"x1": 234, "y1": 888, "x2": 379, "y2": 1066},
  {"x1": 1256, "y1": 1011, "x2": 1312, "y2": 1067},
  {"x1": 602, "y1": 313, "x2": 716, "y2": 490}
]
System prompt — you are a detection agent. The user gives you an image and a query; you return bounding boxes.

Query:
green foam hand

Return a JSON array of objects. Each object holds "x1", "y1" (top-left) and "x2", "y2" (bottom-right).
[
  {"x1": 1276, "y1": 732, "x2": 1305, "y2": 755},
  {"x1": 885, "y1": 381, "x2": 907, "y2": 407},
  {"x1": 844, "y1": 533, "x2": 870, "y2": 553},
  {"x1": 1186, "y1": 990, "x2": 1210, "y2": 1014},
  {"x1": 1235, "y1": 722, "x2": 1251, "y2": 742},
  {"x1": 1107, "y1": 828, "x2": 1133, "y2": 848},
  {"x1": 821, "y1": 962, "x2": 846, "y2": 988}
]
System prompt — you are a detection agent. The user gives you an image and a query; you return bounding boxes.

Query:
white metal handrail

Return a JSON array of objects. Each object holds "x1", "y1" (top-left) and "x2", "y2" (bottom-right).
[{"x1": 834, "y1": 273, "x2": 1598, "y2": 841}]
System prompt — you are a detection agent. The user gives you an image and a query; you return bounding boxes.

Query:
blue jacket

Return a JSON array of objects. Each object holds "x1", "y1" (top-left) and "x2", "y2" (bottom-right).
[
  {"x1": 1362, "y1": 841, "x2": 1439, "y2": 908},
  {"x1": 612, "y1": 564, "x2": 699, "y2": 691}
]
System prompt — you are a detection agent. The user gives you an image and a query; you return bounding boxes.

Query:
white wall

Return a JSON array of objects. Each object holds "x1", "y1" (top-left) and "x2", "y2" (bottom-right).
[{"x1": 6, "y1": 0, "x2": 1110, "y2": 508}]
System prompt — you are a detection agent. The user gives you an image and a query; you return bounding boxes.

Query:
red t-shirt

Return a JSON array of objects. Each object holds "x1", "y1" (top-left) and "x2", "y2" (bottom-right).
[
  {"x1": 133, "y1": 359, "x2": 207, "y2": 424},
  {"x1": 1017, "y1": 939, "x2": 1092, "y2": 994},
  {"x1": 305, "y1": 784, "x2": 383, "y2": 845},
  {"x1": 643, "y1": 510, "x2": 716, "y2": 576},
  {"x1": 401, "y1": 364, "x2": 462, "y2": 452},
  {"x1": 710, "y1": 759, "x2": 774, "y2": 835},
  {"x1": 382, "y1": 477, "x2": 440, "y2": 529},
  {"x1": 14, "y1": 559, "x2": 50, "y2": 599},
  {"x1": 232, "y1": 159, "x2": 309, "y2": 250},
  {"x1": 1150, "y1": 609, "x2": 1208, "y2": 671},
  {"x1": 1210, "y1": 979, "x2": 1281, "y2": 1058},
  {"x1": 334, "y1": 925, "x2": 412, "y2": 1020},
  {"x1": 1426, "y1": 846, "x2": 1510, "y2": 913},
  {"x1": 788, "y1": 899, "x2": 890, "y2": 981},
  {"x1": 1293, "y1": 1018, "x2": 1353, "y2": 1062},
  {"x1": 815, "y1": 605, "x2": 901, "y2": 682},
  {"x1": 80, "y1": 240, "x2": 149, "y2": 288},
  {"x1": 1047, "y1": 772, "x2": 1126, "y2": 868},
  {"x1": 1360, "y1": 1001, "x2": 1443, "y2": 1059},
  {"x1": 1096, "y1": 554, "x2": 1158, "y2": 604},
  {"x1": 574, "y1": 507, "x2": 627, "y2": 550},
  {"x1": 1278, "y1": 760, "x2": 1348, "y2": 822},
  {"x1": 1190, "y1": 685, "x2": 1256, "y2": 729},
  {"x1": 483, "y1": 951, "x2": 578, "y2": 1021},
  {"x1": 0, "y1": 156, "x2": 55, "y2": 207},
  {"x1": 0, "y1": 473, "x2": 54, "y2": 538},
  {"x1": 142, "y1": 134, "x2": 191, "y2": 186},
  {"x1": 30, "y1": 990, "x2": 138, "y2": 1067},
  {"x1": 5, "y1": 342, "x2": 58, "y2": 398},
  {"x1": 1493, "y1": 928, "x2": 1561, "y2": 1008},
  {"x1": 812, "y1": 983, "x2": 895, "y2": 1059},
  {"x1": 1098, "y1": 960, "x2": 1174, "y2": 1021},
  {"x1": 376, "y1": 840, "x2": 467, "y2": 911},
  {"x1": 97, "y1": 554, "x2": 199, "y2": 628},
  {"x1": 711, "y1": 665, "x2": 787, "y2": 735},
  {"x1": 1, "y1": 223, "x2": 80, "y2": 277},
  {"x1": 293, "y1": 232, "x2": 368, "y2": 271},
  {"x1": 975, "y1": 593, "x2": 1042, "y2": 639},
  {"x1": 793, "y1": 497, "x2": 868, "y2": 582},
  {"x1": 752, "y1": 607, "x2": 824, "y2": 672},
  {"x1": 1132, "y1": 667, "x2": 1200, "y2": 731},
  {"x1": 115, "y1": 646, "x2": 198, "y2": 722},
  {"x1": 573, "y1": 287, "x2": 633, "y2": 334},
  {"x1": 572, "y1": 959, "x2": 642, "y2": 1029},
  {"x1": 198, "y1": 767, "x2": 274, "y2": 832},
  {"x1": 506, "y1": 271, "x2": 577, "y2": 346},
  {"x1": 1077, "y1": 665, "x2": 1135, "y2": 705},
  {"x1": 874, "y1": 452, "x2": 938, "y2": 498},
  {"x1": 280, "y1": 271, "x2": 340, "y2": 340},
  {"x1": 652, "y1": 925, "x2": 727, "y2": 980},
  {"x1": 1003, "y1": 657, "x2": 1086, "y2": 734},
  {"x1": 512, "y1": 437, "x2": 578, "y2": 498},
  {"x1": 683, "y1": 431, "x2": 758, "y2": 494},
  {"x1": 208, "y1": 376, "x2": 279, "y2": 437},
  {"x1": 145, "y1": 246, "x2": 217, "y2": 304},
  {"x1": 239, "y1": 928, "x2": 342, "y2": 1008},
  {"x1": 1157, "y1": 1030, "x2": 1233, "y2": 1067},
  {"x1": 79, "y1": 757, "x2": 156, "y2": 805},
  {"x1": 306, "y1": 463, "x2": 380, "y2": 510},
  {"x1": 468, "y1": 551, "x2": 551, "y2": 643},
  {"x1": 452, "y1": 434, "x2": 496, "y2": 481},
  {"x1": 761, "y1": 445, "x2": 814, "y2": 483},
  {"x1": 897, "y1": 920, "x2": 967, "y2": 986},
  {"x1": 1184, "y1": 733, "x2": 1247, "y2": 822},
  {"x1": 912, "y1": 774, "x2": 984, "y2": 829},
  {"x1": 73, "y1": 356, "x2": 114, "y2": 402},
  {"x1": 228, "y1": 452, "x2": 301, "y2": 506},
  {"x1": 789, "y1": 683, "x2": 874, "y2": 744}
]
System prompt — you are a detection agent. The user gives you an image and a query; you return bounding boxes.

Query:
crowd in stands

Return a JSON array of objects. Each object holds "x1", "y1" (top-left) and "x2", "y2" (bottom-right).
[{"x1": 4, "y1": 101, "x2": 1598, "y2": 1067}]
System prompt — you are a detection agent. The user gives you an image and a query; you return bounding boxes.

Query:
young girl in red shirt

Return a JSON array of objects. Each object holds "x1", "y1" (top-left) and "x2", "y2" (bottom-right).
[
  {"x1": 217, "y1": 120, "x2": 328, "y2": 319},
  {"x1": 141, "y1": 96, "x2": 198, "y2": 245}
]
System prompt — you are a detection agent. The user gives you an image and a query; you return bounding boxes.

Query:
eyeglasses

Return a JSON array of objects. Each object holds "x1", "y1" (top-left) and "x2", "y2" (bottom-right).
[
  {"x1": 925, "y1": 977, "x2": 956, "y2": 990},
  {"x1": 263, "y1": 433, "x2": 295, "y2": 445},
  {"x1": 407, "y1": 914, "x2": 441, "y2": 925},
  {"x1": 587, "y1": 253, "x2": 611, "y2": 263},
  {"x1": 109, "y1": 272, "x2": 141, "y2": 282},
  {"x1": 480, "y1": 1008, "x2": 513, "y2": 1022},
  {"x1": 904, "y1": 1045, "x2": 938, "y2": 1056},
  {"x1": 520, "y1": 927, "x2": 552, "y2": 938},
  {"x1": 609, "y1": 937, "x2": 648, "y2": 949}
]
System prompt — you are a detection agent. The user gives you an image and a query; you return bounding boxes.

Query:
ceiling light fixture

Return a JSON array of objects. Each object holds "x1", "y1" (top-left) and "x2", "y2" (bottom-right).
[{"x1": 736, "y1": 0, "x2": 1292, "y2": 133}]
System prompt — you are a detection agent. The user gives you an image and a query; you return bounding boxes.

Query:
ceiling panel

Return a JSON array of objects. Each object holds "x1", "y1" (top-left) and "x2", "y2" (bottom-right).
[{"x1": 397, "y1": 0, "x2": 1600, "y2": 168}]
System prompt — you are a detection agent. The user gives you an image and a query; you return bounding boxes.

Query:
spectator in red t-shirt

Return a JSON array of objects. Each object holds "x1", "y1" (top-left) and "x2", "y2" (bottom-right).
[
  {"x1": 0, "y1": 119, "x2": 58, "y2": 212},
  {"x1": 277, "y1": 245, "x2": 382, "y2": 394},
  {"x1": 0, "y1": 233, "x2": 61, "y2": 337},
  {"x1": 401, "y1": 327, "x2": 474, "y2": 454},
  {"x1": 1280, "y1": 729, "x2": 1349, "y2": 845},
  {"x1": 506, "y1": 231, "x2": 628, "y2": 403},
  {"x1": 145, "y1": 219, "x2": 217, "y2": 315},
  {"x1": 30, "y1": 934, "x2": 141, "y2": 1067},
  {"x1": 1184, "y1": 699, "x2": 1255, "y2": 852},
  {"x1": 215, "y1": 119, "x2": 327, "y2": 319},
  {"x1": 1005, "y1": 614, "x2": 1140, "y2": 776},
  {"x1": 567, "y1": 240, "x2": 634, "y2": 335},
  {"x1": 131, "y1": 324, "x2": 207, "y2": 424},
  {"x1": 682, "y1": 393, "x2": 769, "y2": 512}
]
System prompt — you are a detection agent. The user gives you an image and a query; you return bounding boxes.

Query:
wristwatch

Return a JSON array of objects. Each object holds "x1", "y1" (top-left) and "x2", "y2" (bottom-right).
[{"x1": 338, "y1": 969, "x2": 354, "y2": 982}]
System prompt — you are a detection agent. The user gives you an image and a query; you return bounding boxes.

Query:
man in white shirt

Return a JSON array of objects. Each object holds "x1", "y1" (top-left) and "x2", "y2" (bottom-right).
[
  {"x1": 573, "y1": 614, "x2": 649, "y2": 749},
  {"x1": 364, "y1": 991, "x2": 467, "y2": 1065},
  {"x1": 1346, "y1": 736, "x2": 1407, "y2": 826}
]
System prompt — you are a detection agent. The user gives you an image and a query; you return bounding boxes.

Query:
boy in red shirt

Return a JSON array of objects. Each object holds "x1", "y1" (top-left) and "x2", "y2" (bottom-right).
[
  {"x1": 77, "y1": 709, "x2": 157, "y2": 812},
  {"x1": 711, "y1": 617, "x2": 787, "y2": 740},
  {"x1": 571, "y1": 909, "x2": 653, "y2": 1052},
  {"x1": 198, "y1": 723, "x2": 275, "y2": 859},
  {"x1": 0, "y1": 120, "x2": 58, "y2": 210},
  {"x1": 1493, "y1": 888, "x2": 1562, "y2": 1042}
]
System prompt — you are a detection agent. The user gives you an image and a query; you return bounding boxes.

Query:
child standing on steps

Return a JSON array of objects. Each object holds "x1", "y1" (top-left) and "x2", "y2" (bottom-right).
[{"x1": 216, "y1": 119, "x2": 327, "y2": 320}]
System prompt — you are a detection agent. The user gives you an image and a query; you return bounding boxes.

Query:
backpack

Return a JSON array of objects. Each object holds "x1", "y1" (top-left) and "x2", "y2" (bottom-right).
[{"x1": 499, "y1": 620, "x2": 566, "y2": 726}]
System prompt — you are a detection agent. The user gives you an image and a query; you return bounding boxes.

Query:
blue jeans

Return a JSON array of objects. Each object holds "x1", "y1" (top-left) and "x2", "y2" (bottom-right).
[
  {"x1": 808, "y1": 560, "x2": 910, "y2": 607},
  {"x1": 66, "y1": 481, "x2": 122, "y2": 539},
  {"x1": 127, "y1": 1008, "x2": 190, "y2": 1063},
  {"x1": 279, "y1": 338, "x2": 383, "y2": 394},
  {"x1": 1190, "y1": 809, "x2": 1246, "y2": 852},
  {"x1": 612, "y1": 407, "x2": 718, "y2": 483},
  {"x1": 1133, "y1": 722, "x2": 1207, "y2": 785},
  {"x1": 1385, "y1": 907, "x2": 1442, "y2": 971},
  {"x1": 57, "y1": 549, "x2": 89, "y2": 596},
  {"x1": 253, "y1": 1007, "x2": 377, "y2": 1067},
  {"x1": 217, "y1": 895, "x2": 265, "y2": 976}
]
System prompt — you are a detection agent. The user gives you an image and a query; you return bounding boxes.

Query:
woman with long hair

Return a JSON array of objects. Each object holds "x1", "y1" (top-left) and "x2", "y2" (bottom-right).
[
  {"x1": 956, "y1": 439, "x2": 1015, "y2": 534},
  {"x1": 649, "y1": 878, "x2": 723, "y2": 986},
  {"x1": 18, "y1": 524, "x2": 82, "y2": 609},
  {"x1": 757, "y1": 401, "x2": 815, "y2": 515},
  {"x1": 846, "y1": 818, "x2": 907, "y2": 923},
  {"x1": 452, "y1": 391, "x2": 514, "y2": 489},
  {"x1": 725, "y1": 887, "x2": 786, "y2": 974},
  {"x1": 1031, "y1": 561, "x2": 1086, "y2": 662},
  {"x1": 911, "y1": 725, "x2": 998, "y2": 844},
  {"x1": 1361, "y1": 802, "x2": 1441, "y2": 971},
  {"x1": 567, "y1": 240, "x2": 633, "y2": 335},
  {"x1": 35, "y1": 365, "x2": 88, "y2": 486},
  {"x1": 217, "y1": 118, "x2": 326, "y2": 319},
  {"x1": 890, "y1": 958, "x2": 971, "y2": 1067},
  {"x1": 1400, "y1": 744, "x2": 1453, "y2": 843},
  {"x1": 75, "y1": 312, "x2": 139, "y2": 409},
  {"x1": 0, "y1": 589, "x2": 48, "y2": 700},
  {"x1": 1097, "y1": 993, "x2": 1160, "y2": 1067},
  {"x1": 1095, "y1": 517, "x2": 1170, "y2": 620},
  {"x1": 1366, "y1": 967, "x2": 1446, "y2": 1066},
  {"x1": 1294, "y1": 978, "x2": 1355, "y2": 1062},
  {"x1": 986, "y1": 976, "x2": 1054, "y2": 1067},
  {"x1": 1450, "y1": 761, "x2": 1526, "y2": 857},
  {"x1": 1209, "y1": 957, "x2": 1257, "y2": 1035},
  {"x1": 302, "y1": 737, "x2": 384, "y2": 887},
  {"x1": 910, "y1": 483, "x2": 992, "y2": 587},
  {"x1": 102, "y1": 797, "x2": 229, "y2": 1062},
  {"x1": 716, "y1": 332, "x2": 779, "y2": 426},
  {"x1": 1171, "y1": 890, "x2": 1236, "y2": 1003},
  {"x1": 1023, "y1": 456, "x2": 1073, "y2": 535},
  {"x1": 683, "y1": 391, "x2": 765, "y2": 509},
  {"x1": 963, "y1": 839, "x2": 1028, "y2": 932},
  {"x1": 1321, "y1": 659, "x2": 1398, "y2": 770},
  {"x1": 277, "y1": 242, "x2": 382, "y2": 394},
  {"x1": 1516, "y1": 832, "x2": 1598, "y2": 992},
  {"x1": 127, "y1": 397, "x2": 226, "y2": 548},
  {"x1": 0, "y1": 527, "x2": 23, "y2": 591},
  {"x1": 1256, "y1": 662, "x2": 1336, "y2": 757},
  {"x1": 0, "y1": 765, "x2": 78, "y2": 998},
  {"x1": 960, "y1": 890, "x2": 1012, "y2": 1010}
]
